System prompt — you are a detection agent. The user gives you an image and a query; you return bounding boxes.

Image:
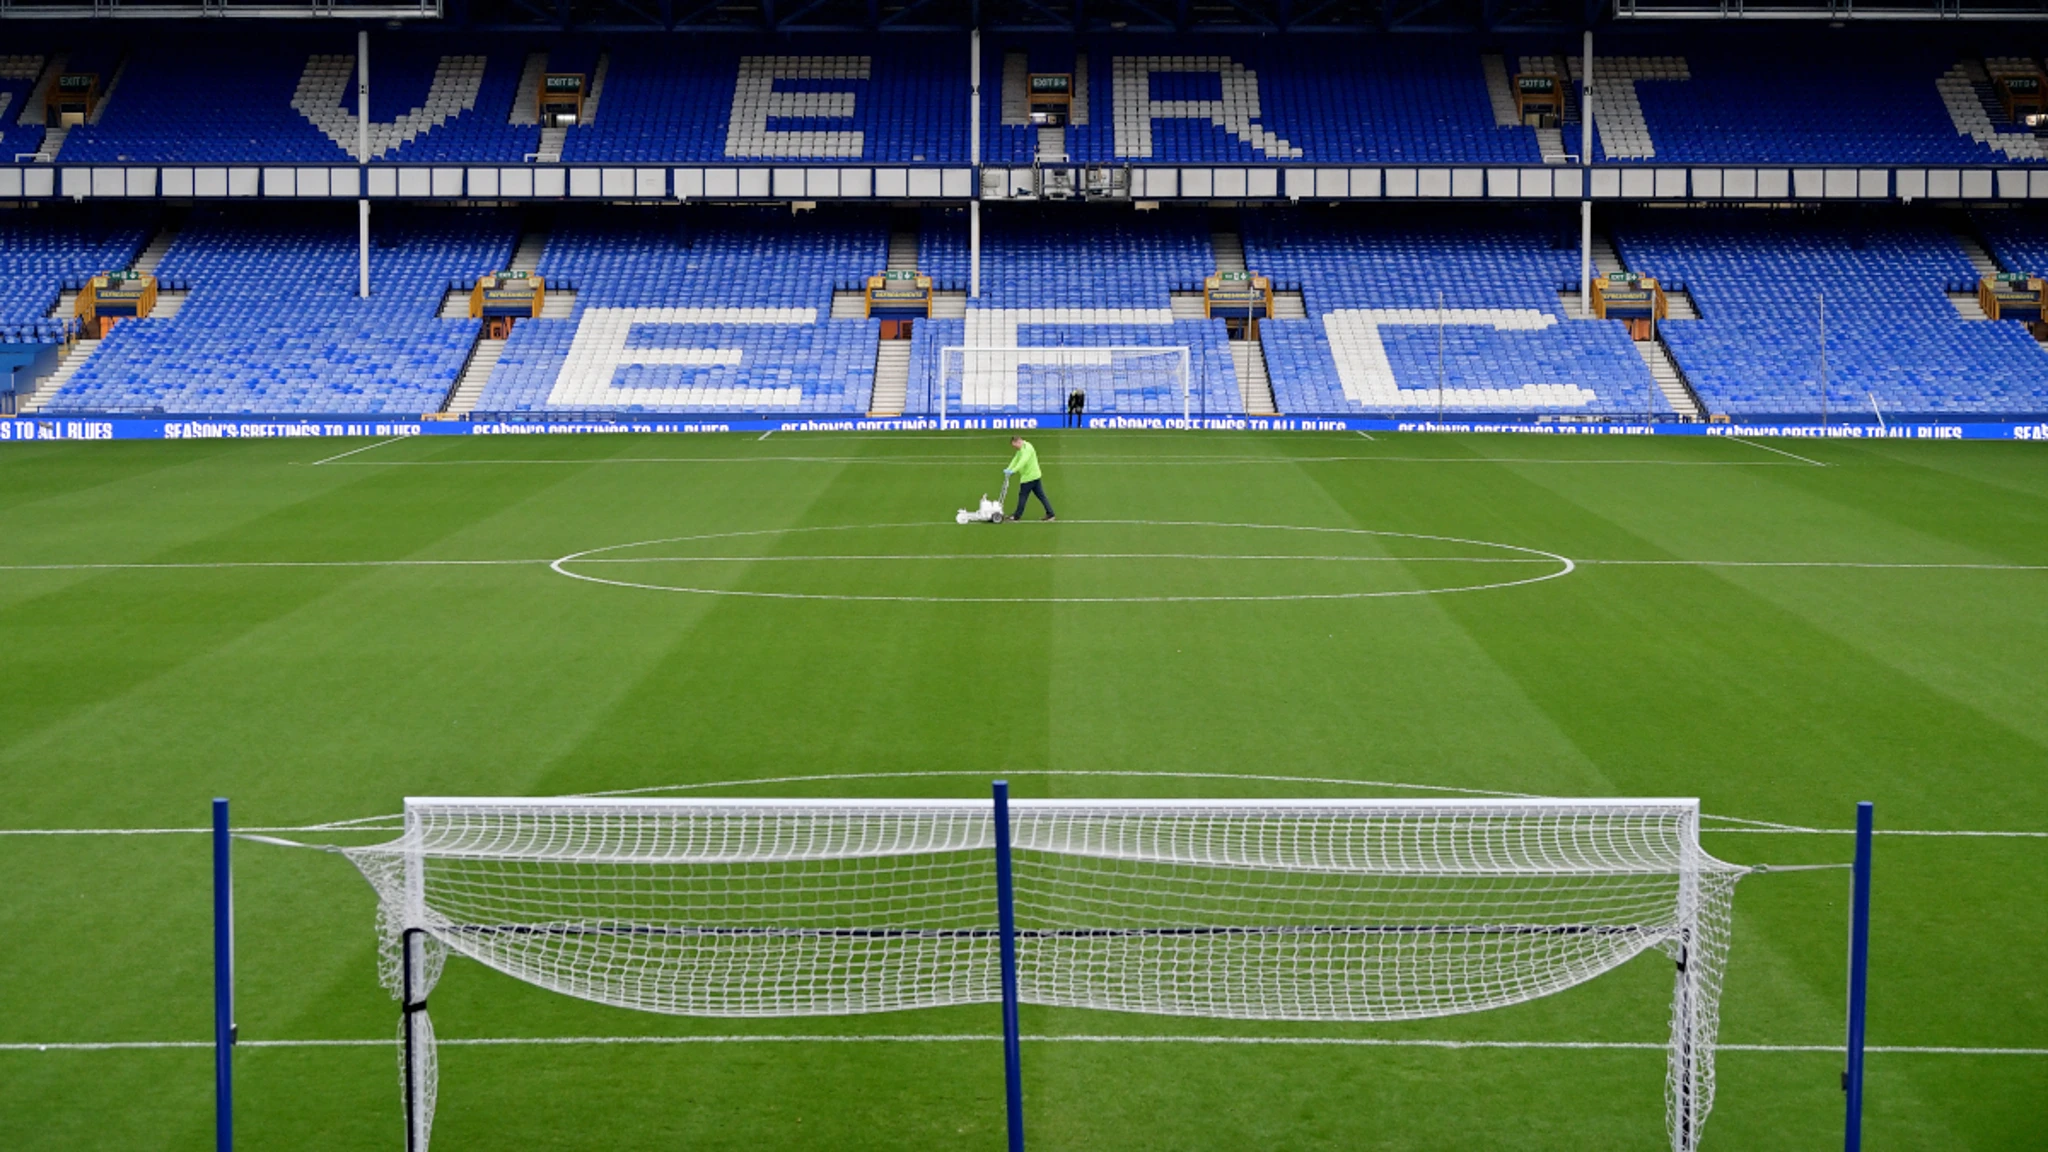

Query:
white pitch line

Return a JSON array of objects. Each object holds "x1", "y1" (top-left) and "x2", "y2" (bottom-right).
[
  {"x1": 573, "y1": 553, "x2": 1556, "y2": 566},
  {"x1": 0, "y1": 554, "x2": 2039, "y2": 576},
  {"x1": 306, "y1": 436, "x2": 411, "y2": 466},
  {"x1": 1356, "y1": 430, "x2": 1378, "y2": 441},
  {"x1": 1727, "y1": 437, "x2": 1829, "y2": 467},
  {"x1": 0, "y1": 558, "x2": 551, "y2": 573},
  {"x1": 757, "y1": 430, "x2": 774, "y2": 441},
  {"x1": 2, "y1": 1034, "x2": 2039, "y2": 1056},
  {"x1": 1577, "y1": 559, "x2": 2048, "y2": 572}
]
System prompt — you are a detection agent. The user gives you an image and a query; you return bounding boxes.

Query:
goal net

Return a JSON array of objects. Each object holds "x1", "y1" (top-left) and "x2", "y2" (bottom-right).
[
  {"x1": 344, "y1": 797, "x2": 1745, "y2": 1152},
  {"x1": 935, "y1": 345, "x2": 1192, "y2": 423}
]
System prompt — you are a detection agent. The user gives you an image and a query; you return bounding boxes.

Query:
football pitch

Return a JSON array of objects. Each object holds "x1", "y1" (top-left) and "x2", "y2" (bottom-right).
[{"x1": 0, "y1": 428, "x2": 2042, "y2": 1151}]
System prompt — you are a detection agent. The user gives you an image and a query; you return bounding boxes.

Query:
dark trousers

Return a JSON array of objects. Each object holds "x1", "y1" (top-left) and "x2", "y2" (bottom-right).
[{"x1": 1013, "y1": 478, "x2": 1054, "y2": 519}]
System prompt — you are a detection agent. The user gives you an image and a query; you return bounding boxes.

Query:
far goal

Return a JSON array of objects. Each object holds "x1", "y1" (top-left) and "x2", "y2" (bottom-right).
[
  {"x1": 936, "y1": 345, "x2": 1193, "y2": 424},
  {"x1": 341, "y1": 793, "x2": 1746, "y2": 1152}
]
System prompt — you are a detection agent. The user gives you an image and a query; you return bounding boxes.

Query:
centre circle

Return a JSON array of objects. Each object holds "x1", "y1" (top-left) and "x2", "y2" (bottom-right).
[{"x1": 549, "y1": 521, "x2": 1575, "y2": 603}]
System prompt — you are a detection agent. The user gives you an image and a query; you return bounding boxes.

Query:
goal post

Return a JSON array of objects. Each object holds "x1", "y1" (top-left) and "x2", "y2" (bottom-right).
[
  {"x1": 342, "y1": 794, "x2": 1747, "y2": 1152},
  {"x1": 936, "y1": 345, "x2": 1192, "y2": 426}
]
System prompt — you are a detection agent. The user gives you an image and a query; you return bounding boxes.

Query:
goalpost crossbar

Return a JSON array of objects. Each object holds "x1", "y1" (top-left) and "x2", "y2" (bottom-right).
[
  {"x1": 336, "y1": 792, "x2": 1747, "y2": 1152},
  {"x1": 936, "y1": 345, "x2": 1194, "y2": 425}
]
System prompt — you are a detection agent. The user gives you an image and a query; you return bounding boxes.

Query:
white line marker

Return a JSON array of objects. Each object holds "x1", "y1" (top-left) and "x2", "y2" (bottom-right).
[
  {"x1": 576, "y1": 553, "x2": 1556, "y2": 566},
  {"x1": 0, "y1": 558, "x2": 549, "y2": 574},
  {"x1": 757, "y1": 430, "x2": 774, "y2": 441},
  {"x1": 549, "y1": 521, "x2": 1576, "y2": 603},
  {"x1": 4, "y1": 765, "x2": 2038, "y2": 840},
  {"x1": 307, "y1": 436, "x2": 411, "y2": 466},
  {"x1": 1578, "y1": 559, "x2": 2048, "y2": 572},
  {"x1": 3, "y1": 1034, "x2": 2038, "y2": 1056},
  {"x1": 1727, "y1": 437, "x2": 1828, "y2": 467},
  {"x1": 1356, "y1": 430, "x2": 1378, "y2": 441}
]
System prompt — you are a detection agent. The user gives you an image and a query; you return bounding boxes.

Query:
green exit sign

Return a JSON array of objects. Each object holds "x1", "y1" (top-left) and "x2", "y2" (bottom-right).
[
  {"x1": 884, "y1": 270, "x2": 918, "y2": 281},
  {"x1": 1219, "y1": 271, "x2": 1254, "y2": 282}
]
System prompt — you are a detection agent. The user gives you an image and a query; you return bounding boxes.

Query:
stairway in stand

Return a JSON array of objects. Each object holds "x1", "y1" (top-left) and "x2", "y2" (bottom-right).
[
  {"x1": 1209, "y1": 227, "x2": 1278, "y2": 415},
  {"x1": 20, "y1": 337, "x2": 100, "y2": 413},
  {"x1": 442, "y1": 230, "x2": 554, "y2": 417},
  {"x1": 1633, "y1": 336, "x2": 1703, "y2": 420},
  {"x1": 867, "y1": 223, "x2": 922, "y2": 417},
  {"x1": 1231, "y1": 340, "x2": 1275, "y2": 416}
]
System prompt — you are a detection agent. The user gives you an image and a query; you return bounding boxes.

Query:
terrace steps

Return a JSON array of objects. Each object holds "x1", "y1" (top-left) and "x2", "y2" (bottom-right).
[
  {"x1": 869, "y1": 340, "x2": 911, "y2": 416},
  {"x1": 21, "y1": 337, "x2": 101, "y2": 413},
  {"x1": 1232, "y1": 339, "x2": 1277, "y2": 415},
  {"x1": 445, "y1": 337, "x2": 504, "y2": 415}
]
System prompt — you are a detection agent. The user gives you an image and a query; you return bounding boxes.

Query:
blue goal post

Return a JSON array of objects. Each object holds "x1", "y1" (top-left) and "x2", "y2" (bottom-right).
[
  {"x1": 213, "y1": 798, "x2": 236, "y2": 1152},
  {"x1": 1843, "y1": 801, "x2": 1874, "y2": 1152}
]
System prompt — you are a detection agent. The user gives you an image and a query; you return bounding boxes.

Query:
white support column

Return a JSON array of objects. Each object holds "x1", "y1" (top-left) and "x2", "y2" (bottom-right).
[
  {"x1": 970, "y1": 30, "x2": 982, "y2": 301},
  {"x1": 1580, "y1": 30, "x2": 1593, "y2": 319},
  {"x1": 357, "y1": 31, "x2": 370, "y2": 164},
  {"x1": 970, "y1": 29, "x2": 982, "y2": 168},
  {"x1": 1581, "y1": 203, "x2": 1592, "y2": 318},
  {"x1": 358, "y1": 30, "x2": 370, "y2": 300},
  {"x1": 359, "y1": 199, "x2": 371, "y2": 300},
  {"x1": 1581, "y1": 31, "x2": 1593, "y2": 166}
]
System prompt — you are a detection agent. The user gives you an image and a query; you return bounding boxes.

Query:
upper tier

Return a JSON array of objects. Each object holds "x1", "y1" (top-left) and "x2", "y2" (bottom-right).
[{"x1": 14, "y1": 33, "x2": 2048, "y2": 167}]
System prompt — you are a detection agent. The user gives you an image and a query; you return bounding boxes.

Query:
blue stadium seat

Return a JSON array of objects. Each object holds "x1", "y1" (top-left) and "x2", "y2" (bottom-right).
[
  {"x1": 43, "y1": 208, "x2": 513, "y2": 415},
  {"x1": 476, "y1": 208, "x2": 886, "y2": 416},
  {"x1": 1245, "y1": 210, "x2": 1666, "y2": 416},
  {"x1": 0, "y1": 213, "x2": 152, "y2": 344},
  {"x1": 1616, "y1": 211, "x2": 2048, "y2": 419}
]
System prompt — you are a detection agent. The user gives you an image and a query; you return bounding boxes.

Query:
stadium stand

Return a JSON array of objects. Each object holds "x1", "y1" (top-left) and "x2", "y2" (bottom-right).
[
  {"x1": 1615, "y1": 209, "x2": 2048, "y2": 419},
  {"x1": 475, "y1": 208, "x2": 884, "y2": 415},
  {"x1": 41, "y1": 208, "x2": 513, "y2": 415},
  {"x1": 0, "y1": 212, "x2": 151, "y2": 344},
  {"x1": 57, "y1": 39, "x2": 537, "y2": 164},
  {"x1": 985, "y1": 40, "x2": 1538, "y2": 166},
  {"x1": 904, "y1": 207, "x2": 1241, "y2": 416},
  {"x1": 557, "y1": 40, "x2": 966, "y2": 164},
  {"x1": 1597, "y1": 44, "x2": 2048, "y2": 165},
  {"x1": 1, "y1": 54, "x2": 49, "y2": 164},
  {"x1": 1243, "y1": 210, "x2": 1669, "y2": 416},
  {"x1": 17, "y1": 33, "x2": 2048, "y2": 169},
  {"x1": 1973, "y1": 208, "x2": 2048, "y2": 276}
]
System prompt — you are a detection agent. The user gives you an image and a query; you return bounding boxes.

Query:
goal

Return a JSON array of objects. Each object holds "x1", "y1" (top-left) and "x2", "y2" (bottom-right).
[
  {"x1": 936, "y1": 345, "x2": 1192, "y2": 424},
  {"x1": 343, "y1": 794, "x2": 1745, "y2": 1152}
]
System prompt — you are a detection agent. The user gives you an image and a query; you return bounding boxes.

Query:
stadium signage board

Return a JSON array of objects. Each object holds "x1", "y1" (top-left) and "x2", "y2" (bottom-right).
[{"x1": 4, "y1": 417, "x2": 2046, "y2": 442}]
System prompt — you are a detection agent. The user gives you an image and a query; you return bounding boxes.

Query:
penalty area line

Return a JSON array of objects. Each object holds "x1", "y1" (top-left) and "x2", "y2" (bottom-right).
[
  {"x1": 306, "y1": 436, "x2": 412, "y2": 466},
  {"x1": 1726, "y1": 437, "x2": 1829, "y2": 467},
  {"x1": 3, "y1": 1035, "x2": 2040, "y2": 1057}
]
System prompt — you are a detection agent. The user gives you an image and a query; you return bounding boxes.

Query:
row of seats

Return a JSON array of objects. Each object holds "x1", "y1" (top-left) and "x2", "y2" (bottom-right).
[
  {"x1": 562, "y1": 43, "x2": 965, "y2": 165},
  {"x1": 43, "y1": 207, "x2": 512, "y2": 414},
  {"x1": 988, "y1": 41, "x2": 1536, "y2": 166},
  {"x1": 474, "y1": 208, "x2": 887, "y2": 414},
  {"x1": 22, "y1": 204, "x2": 2048, "y2": 419},
  {"x1": 1616, "y1": 210, "x2": 2048, "y2": 418},
  {"x1": 0, "y1": 214, "x2": 152, "y2": 343},
  {"x1": 20, "y1": 34, "x2": 2048, "y2": 166},
  {"x1": 1243, "y1": 211, "x2": 1668, "y2": 415},
  {"x1": 61, "y1": 39, "x2": 536, "y2": 164}
]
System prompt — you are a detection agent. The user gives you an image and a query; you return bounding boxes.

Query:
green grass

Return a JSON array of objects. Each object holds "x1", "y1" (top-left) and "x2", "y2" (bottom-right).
[{"x1": 0, "y1": 429, "x2": 2042, "y2": 1151}]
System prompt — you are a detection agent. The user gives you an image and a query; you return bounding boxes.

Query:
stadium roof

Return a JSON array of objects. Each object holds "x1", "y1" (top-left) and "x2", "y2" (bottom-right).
[{"x1": 5, "y1": 0, "x2": 2048, "y2": 30}]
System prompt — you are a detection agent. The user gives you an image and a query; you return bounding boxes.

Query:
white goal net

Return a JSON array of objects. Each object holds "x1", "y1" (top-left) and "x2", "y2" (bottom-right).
[
  {"x1": 936, "y1": 345, "x2": 1192, "y2": 422},
  {"x1": 344, "y1": 797, "x2": 1745, "y2": 1152}
]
